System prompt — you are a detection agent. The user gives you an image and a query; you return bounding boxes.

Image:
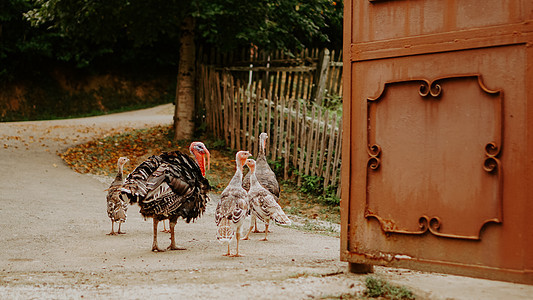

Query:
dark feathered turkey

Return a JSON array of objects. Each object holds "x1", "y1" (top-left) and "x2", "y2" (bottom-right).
[{"x1": 121, "y1": 142, "x2": 210, "y2": 251}]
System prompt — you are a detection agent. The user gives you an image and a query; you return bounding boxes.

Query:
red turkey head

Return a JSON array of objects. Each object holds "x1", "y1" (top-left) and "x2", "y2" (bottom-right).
[{"x1": 189, "y1": 142, "x2": 210, "y2": 176}]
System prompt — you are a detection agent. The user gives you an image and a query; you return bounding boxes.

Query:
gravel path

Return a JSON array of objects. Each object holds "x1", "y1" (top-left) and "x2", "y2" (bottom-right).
[{"x1": 1, "y1": 104, "x2": 531, "y2": 299}]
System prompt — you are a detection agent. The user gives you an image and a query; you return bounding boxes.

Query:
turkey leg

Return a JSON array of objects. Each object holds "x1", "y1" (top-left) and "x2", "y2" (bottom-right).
[
  {"x1": 117, "y1": 222, "x2": 126, "y2": 234},
  {"x1": 151, "y1": 219, "x2": 166, "y2": 252},
  {"x1": 223, "y1": 243, "x2": 231, "y2": 256},
  {"x1": 252, "y1": 220, "x2": 272, "y2": 233},
  {"x1": 167, "y1": 216, "x2": 186, "y2": 250},
  {"x1": 107, "y1": 221, "x2": 117, "y2": 235},
  {"x1": 260, "y1": 221, "x2": 270, "y2": 241},
  {"x1": 231, "y1": 231, "x2": 244, "y2": 257},
  {"x1": 252, "y1": 219, "x2": 261, "y2": 233},
  {"x1": 161, "y1": 220, "x2": 171, "y2": 233},
  {"x1": 242, "y1": 215, "x2": 256, "y2": 240}
]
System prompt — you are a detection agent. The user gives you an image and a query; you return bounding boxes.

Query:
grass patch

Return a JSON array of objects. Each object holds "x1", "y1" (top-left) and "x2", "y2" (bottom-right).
[
  {"x1": 288, "y1": 218, "x2": 339, "y2": 237},
  {"x1": 363, "y1": 276, "x2": 415, "y2": 300}
]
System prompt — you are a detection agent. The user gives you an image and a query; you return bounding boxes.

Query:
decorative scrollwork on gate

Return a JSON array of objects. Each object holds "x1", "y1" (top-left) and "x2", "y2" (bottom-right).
[
  {"x1": 365, "y1": 74, "x2": 503, "y2": 241},
  {"x1": 483, "y1": 142, "x2": 501, "y2": 174},
  {"x1": 367, "y1": 144, "x2": 382, "y2": 170},
  {"x1": 364, "y1": 213, "x2": 493, "y2": 240},
  {"x1": 419, "y1": 80, "x2": 442, "y2": 98}
]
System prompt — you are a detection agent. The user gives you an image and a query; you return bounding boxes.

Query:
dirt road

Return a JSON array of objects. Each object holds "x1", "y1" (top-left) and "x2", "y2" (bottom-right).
[{"x1": 1, "y1": 104, "x2": 531, "y2": 299}]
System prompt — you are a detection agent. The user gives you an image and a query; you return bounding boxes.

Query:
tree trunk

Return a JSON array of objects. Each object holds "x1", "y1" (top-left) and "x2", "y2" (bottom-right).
[{"x1": 174, "y1": 16, "x2": 196, "y2": 140}]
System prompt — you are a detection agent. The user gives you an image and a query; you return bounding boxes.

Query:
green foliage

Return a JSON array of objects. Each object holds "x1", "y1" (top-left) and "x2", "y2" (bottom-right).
[
  {"x1": 364, "y1": 276, "x2": 415, "y2": 300},
  {"x1": 323, "y1": 93, "x2": 343, "y2": 112},
  {"x1": 285, "y1": 204, "x2": 302, "y2": 216},
  {"x1": 320, "y1": 0, "x2": 343, "y2": 50},
  {"x1": 1, "y1": 0, "x2": 184, "y2": 82},
  {"x1": 23, "y1": 0, "x2": 184, "y2": 68},
  {"x1": 365, "y1": 276, "x2": 387, "y2": 298},
  {"x1": 267, "y1": 157, "x2": 285, "y2": 177},
  {"x1": 196, "y1": 0, "x2": 342, "y2": 52},
  {"x1": 300, "y1": 174, "x2": 324, "y2": 195},
  {"x1": 2, "y1": 0, "x2": 343, "y2": 121},
  {"x1": 210, "y1": 139, "x2": 227, "y2": 150},
  {"x1": 0, "y1": 0, "x2": 59, "y2": 81},
  {"x1": 4, "y1": 0, "x2": 343, "y2": 78},
  {"x1": 297, "y1": 172, "x2": 340, "y2": 207},
  {"x1": 318, "y1": 185, "x2": 340, "y2": 206}
]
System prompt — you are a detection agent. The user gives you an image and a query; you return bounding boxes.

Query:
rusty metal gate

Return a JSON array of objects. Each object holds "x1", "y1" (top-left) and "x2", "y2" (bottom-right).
[{"x1": 341, "y1": 0, "x2": 533, "y2": 284}]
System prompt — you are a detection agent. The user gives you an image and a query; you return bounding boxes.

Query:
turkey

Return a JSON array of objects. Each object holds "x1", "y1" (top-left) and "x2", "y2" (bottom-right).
[
  {"x1": 242, "y1": 132, "x2": 280, "y2": 233},
  {"x1": 243, "y1": 159, "x2": 291, "y2": 241},
  {"x1": 243, "y1": 132, "x2": 279, "y2": 196},
  {"x1": 121, "y1": 142, "x2": 211, "y2": 252},
  {"x1": 106, "y1": 156, "x2": 130, "y2": 235},
  {"x1": 215, "y1": 151, "x2": 252, "y2": 257}
]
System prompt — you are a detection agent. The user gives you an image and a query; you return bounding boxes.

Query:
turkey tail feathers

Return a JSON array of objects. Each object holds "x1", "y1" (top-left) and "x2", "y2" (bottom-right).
[
  {"x1": 272, "y1": 208, "x2": 291, "y2": 226},
  {"x1": 216, "y1": 218, "x2": 234, "y2": 243},
  {"x1": 119, "y1": 188, "x2": 138, "y2": 204},
  {"x1": 119, "y1": 149, "x2": 210, "y2": 226}
]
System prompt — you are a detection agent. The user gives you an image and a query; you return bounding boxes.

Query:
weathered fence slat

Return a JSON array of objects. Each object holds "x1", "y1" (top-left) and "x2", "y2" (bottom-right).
[
  {"x1": 259, "y1": 89, "x2": 267, "y2": 155},
  {"x1": 324, "y1": 113, "x2": 337, "y2": 189},
  {"x1": 241, "y1": 83, "x2": 247, "y2": 151},
  {"x1": 222, "y1": 74, "x2": 229, "y2": 146},
  {"x1": 304, "y1": 106, "x2": 316, "y2": 176},
  {"x1": 297, "y1": 104, "x2": 307, "y2": 186},
  {"x1": 318, "y1": 109, "x2": 330, "y2": 177},
  {"x1": 332, "y1": 118, "x2": 342, "y2": 195},
  {"x1": 271, "y1": 96, "x2": 279, "y2": 158},
  {"x1": 253, "y1": 86, "x2": 261, "y2": 154},
  {"x1": 292, "y1": 100, "x2": 301, "y2": 167},
  {"x1": 284, "y1": 98, "x2": 293, "y2": 180},
  {"x1": 311, "y1": 107, "x2": 322, "y2": 176},
  {"x1": 277, "y1": 96, "x2": 285, "y2": 160},
  {"x1": 249, "y1": 82, "x2": 257, "y2": 152},
  {"x1": 235, "y1": 81, "x2": 241, "y2": 151},
  {"x1": 266, "y1": 89, "x2": 273, "y2": 156},
  {"x1": 230, "y1": 78, "x2": 236, "y2": 150},
  {"x1": 214, "y1": 71, "x2": 222, "y2": 137}
]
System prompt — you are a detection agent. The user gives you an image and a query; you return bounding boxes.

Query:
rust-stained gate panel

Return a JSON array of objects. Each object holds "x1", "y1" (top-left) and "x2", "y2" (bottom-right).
[{"x1": 341, "y1": 0, "x2": 533, "y2": 284}]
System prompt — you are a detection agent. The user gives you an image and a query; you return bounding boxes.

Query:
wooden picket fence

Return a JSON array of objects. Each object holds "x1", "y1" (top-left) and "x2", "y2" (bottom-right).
[
  {"x1": 200, "y1": 46, "x2": 343, "y2": 105},
  {"x1": 198, "y1": 65, "x2": 343, "y2": 196}
]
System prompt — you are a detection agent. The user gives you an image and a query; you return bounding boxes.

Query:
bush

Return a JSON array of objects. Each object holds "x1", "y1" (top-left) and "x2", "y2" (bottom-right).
[
  {"x1": 299, "y1": 174, "x2": 340, "y2": 206},
  {"x1": 300, "y1": 174, "x2": 324, "y2": 195},
  {"x1": 364, "y1": 276, "x2": 415, "y2": 300}
]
